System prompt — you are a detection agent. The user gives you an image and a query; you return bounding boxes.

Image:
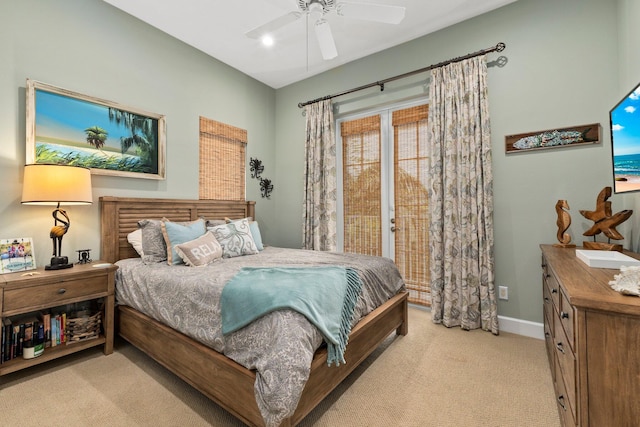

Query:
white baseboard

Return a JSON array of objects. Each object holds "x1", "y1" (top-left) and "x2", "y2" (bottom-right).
[
  {"x1": 498, "y1": 315, "x2": 544, "y2": 340},
  {"x1": 409, "y1": 304, "x2": 545, "y2": 340}
]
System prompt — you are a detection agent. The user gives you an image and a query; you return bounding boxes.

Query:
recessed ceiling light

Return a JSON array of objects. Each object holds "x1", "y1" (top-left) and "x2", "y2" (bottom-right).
[{"x1": 261, "y1": 35, "x2": 274, "y2": 47}]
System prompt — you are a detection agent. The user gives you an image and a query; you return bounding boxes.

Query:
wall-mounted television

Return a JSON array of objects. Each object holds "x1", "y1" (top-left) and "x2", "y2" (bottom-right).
[{"x1": 610, "y1": 81, "x2": 640, "y2": 193}]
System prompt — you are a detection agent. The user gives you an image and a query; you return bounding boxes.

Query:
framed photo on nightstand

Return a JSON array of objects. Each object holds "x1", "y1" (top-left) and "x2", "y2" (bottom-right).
[{"x1": 0, "y1": 237, "x2": 36, "y2": 273}]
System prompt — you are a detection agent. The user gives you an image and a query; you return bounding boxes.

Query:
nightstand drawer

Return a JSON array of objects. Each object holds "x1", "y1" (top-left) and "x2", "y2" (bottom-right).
[{"x1": 3, "y1": 275, "x2": 107, "y2": 313}]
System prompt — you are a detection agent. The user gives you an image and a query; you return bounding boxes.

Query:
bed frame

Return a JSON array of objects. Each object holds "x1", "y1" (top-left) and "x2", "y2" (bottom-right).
[{"x1": 100, "y1": 196, "x2": 408, "y2": 427}]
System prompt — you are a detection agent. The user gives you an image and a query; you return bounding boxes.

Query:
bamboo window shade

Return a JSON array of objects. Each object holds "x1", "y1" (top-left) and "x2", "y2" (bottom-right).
[
  {"x1": 199, "y1": 116, "x2": 247, "y2": 201},
  {"x1": 392, "y1": 104, "x2": 430, "y2": 306},
  {"x1": 341, "y1": 115, "x2": 382, "y2": 257}
]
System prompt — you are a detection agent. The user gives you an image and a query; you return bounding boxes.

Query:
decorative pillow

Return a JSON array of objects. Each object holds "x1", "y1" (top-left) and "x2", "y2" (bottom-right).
[
  {"x1": 161, "y1": 218, "x2": 207, "y2": 265},
  {"x1": 175, "y1": 231, "x2": 223, "y2": 267},
  {"x1": 138, "y1": 219, "x2": 166, "y2": 263},
  {"x1": 206, "y1": 219, "x2": 226, "y2": 229},
  {"x1": 225, "y1": 217, "x2": 264, "y2": 251},
  {"x1": 127, "y1": 229, "x2": 144, "y2": 256},
  {"x1": 249, "y1": 221, "x2": 264, "y2": 251},
  {"x1": 210, "y1": 218, "x2": 259, "y2": 258}
]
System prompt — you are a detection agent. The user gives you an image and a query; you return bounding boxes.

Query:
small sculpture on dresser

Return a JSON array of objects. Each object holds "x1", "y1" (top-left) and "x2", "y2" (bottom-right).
[
  {"x1": 580, "y1": 186, "x2": 632, "y2": 252},
  {"x1": 554, "y1": 199, "x2": 576, "y2": 248}
]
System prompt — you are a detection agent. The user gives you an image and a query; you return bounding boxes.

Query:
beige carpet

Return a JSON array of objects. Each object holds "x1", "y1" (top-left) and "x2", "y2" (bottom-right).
[{"x1": 0, "y1": 308, "x2": 560, "y2": 426}]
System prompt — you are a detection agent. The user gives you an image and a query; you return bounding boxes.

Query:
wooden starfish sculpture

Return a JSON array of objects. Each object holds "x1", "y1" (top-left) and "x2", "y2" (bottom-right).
[{"x1": 579, "y1": 186, "x2": 632, "y2": 251}]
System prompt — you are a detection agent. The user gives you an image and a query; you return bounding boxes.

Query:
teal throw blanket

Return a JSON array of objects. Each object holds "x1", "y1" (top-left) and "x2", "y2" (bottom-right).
[{"x1": 221, "y1": 266, "x2": 363, "y2": 367}]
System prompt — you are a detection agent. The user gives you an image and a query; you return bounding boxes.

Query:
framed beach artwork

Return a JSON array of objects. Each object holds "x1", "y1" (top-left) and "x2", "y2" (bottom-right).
[
  {"x1": 0, "y1": 238, "x2": 36, "y2": 274},
  {"x1": 505, "y1": 123, "x2": 601, "y2": 154},
  {"x1": 26, "y1": 79, "x2": 166, "y2": 180}
]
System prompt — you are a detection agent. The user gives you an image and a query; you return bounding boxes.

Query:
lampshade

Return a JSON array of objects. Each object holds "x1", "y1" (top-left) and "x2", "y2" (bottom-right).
[{"x1": 21, "y1": 164, "x2": 93, "y2": 205}]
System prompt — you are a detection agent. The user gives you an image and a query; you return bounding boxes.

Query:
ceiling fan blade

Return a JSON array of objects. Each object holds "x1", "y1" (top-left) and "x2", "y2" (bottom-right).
[
  {"x1": 245, "y1": 11, "x2": 302, "y2": 39},
  {"x1": 337, "y1": 1, "x2": 406, "y2": 24},
  {"x1": 314, "y1": 19, "x2": 338, "y2": 60}
]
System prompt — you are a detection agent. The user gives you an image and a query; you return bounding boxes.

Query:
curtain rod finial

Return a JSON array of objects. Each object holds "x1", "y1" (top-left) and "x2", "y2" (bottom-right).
[{"x1": 496, "y1": 42, "x2": 506, "y2": 52}]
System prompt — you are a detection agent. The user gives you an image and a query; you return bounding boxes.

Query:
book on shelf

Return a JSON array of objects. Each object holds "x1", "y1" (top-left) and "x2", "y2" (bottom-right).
[
  {"x1": 1, "y1": 303, "x2": 103, "y2": 363},
  {"x1": 12, "y1": 324, "x2": 20, "y2": 359},
  {"x1": 38, "y1": 311, "x2": 51, "y2": 348},
  {"x1": 1, "y1": 317, "x2": 10, "y2": 363}
]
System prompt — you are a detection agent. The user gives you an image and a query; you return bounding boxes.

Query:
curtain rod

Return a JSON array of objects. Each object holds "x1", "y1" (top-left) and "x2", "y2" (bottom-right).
[{"x1": 298, "y1": 42, "x2": 506, "y2": 109}]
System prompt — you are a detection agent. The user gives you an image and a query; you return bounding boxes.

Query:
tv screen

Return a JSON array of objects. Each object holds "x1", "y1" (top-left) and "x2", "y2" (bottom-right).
[{"x1": 611, "y1": 81, "x2": 640, "y2": 193}]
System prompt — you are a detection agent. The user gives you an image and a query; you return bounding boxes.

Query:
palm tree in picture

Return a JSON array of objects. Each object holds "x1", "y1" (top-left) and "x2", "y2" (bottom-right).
[
  {"x1": 108, "y1": 107, "x2": 158, "y2": 173},
  {"x1": 84, "y1": 126, "x2": 108, "y2": 150}
]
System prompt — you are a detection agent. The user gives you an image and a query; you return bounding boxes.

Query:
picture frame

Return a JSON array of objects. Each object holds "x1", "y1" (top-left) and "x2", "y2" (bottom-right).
[
  {"x1": 0, "y1": 238, "x2": 36, "y2": 274},
  {"x1": 26, "y1": 79, "x2": 166, "y2": 180},
  {"x1": 505, "y1": 123, "x2": 601, "y2": 154}
]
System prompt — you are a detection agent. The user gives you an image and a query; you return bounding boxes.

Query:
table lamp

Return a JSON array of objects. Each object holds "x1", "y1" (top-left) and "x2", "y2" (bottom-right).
[{"x1": 21, "y1": 164, "x2": 93, "y2": 270}]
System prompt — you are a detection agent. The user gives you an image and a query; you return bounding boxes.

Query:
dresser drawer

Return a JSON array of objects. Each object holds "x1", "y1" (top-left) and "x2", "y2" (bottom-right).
[
  {"x1": 554, "y1": 314, "x2": 576, "y2": 423},
  {"x1": 558, "y1": 287, "x2": 575, "y2": 350},
  {"x1": 542, "y1": 260, "x2": 561, "y2": 309},
  {"x1": 544, "y1": 318, "x2": 555, "y2": 382},
  {"x1": 3, "y1": 275, "x2": 107, "y2": 313},
  {"x1": 555, "y1": 359, "x2": 577, "y2": 427},
  {"x1": 543, "y1": 281, "x2": 555, "y2": 326}
]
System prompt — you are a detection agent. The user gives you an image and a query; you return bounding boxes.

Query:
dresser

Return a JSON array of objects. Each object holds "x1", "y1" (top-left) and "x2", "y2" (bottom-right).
[{"x1": 541, "y1": 245, "x2": 640, "y2": 427}]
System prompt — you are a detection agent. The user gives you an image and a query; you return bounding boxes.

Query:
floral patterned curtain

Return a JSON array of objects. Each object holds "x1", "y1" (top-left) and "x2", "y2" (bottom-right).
[
  {"x1": 302, "y1": 100, "x2": 337, "y2": 251},
  {"x1": 426, "y1": 55, "x2": 499, "y2": 334}
]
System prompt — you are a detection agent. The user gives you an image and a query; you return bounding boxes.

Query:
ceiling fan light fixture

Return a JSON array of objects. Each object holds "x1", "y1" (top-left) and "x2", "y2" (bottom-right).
[
  {"x1": 308, "y1": 2, "x2": 324, "y2": 23},
  {"x1": 261, "y1": 35, "x2": 275, "y2": 47}
]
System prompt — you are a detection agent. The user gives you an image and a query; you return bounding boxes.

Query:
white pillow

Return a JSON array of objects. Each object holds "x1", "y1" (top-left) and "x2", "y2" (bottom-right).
[
  {"x1": 225, "y1": 217, "x2": 264, "y2": 251},
  {"x1": 210, "y1": 218, "x2": 259, "y2": 258},
  {"x1": 127, "y1": 229, "x2": 144, "y2": 256}
]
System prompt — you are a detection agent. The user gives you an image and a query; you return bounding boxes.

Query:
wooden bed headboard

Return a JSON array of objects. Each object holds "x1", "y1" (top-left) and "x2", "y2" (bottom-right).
[{"x1": 99, "y1": 196, "x2": 256, "y2": 264}]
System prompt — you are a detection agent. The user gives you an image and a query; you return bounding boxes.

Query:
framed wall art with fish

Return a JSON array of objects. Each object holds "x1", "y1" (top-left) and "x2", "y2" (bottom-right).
[
  {"x1": 505, "y1": 123, "x2": 600, "y2": 154},
  {"x1": 26, "y1": 79, "x2": 166, "y2": 180}
]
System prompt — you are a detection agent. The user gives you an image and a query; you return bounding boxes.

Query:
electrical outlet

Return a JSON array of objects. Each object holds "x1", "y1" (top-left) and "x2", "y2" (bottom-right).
[{"x1": 498, "y1": 286, "x2": 508, "y2": 300}]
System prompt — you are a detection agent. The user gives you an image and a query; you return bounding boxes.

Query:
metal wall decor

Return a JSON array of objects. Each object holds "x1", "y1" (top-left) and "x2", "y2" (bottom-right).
[
  {"x1": 250, "y1": 157, "x2": 274, "y2": 198},
  {"x1": 250, "y1": 157, "x2": 264, "y2": 179}
]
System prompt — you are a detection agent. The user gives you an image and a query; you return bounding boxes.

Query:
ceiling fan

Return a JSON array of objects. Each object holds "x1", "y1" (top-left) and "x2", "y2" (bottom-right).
[{"x1": 246, "y1": 0, "x2": 406, "y2": 60}]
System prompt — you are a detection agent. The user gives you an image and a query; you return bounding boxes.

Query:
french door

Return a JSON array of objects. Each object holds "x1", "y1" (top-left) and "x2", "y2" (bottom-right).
[{"x1": 337, "y1": 102, "x2": 430, "y2": 306}]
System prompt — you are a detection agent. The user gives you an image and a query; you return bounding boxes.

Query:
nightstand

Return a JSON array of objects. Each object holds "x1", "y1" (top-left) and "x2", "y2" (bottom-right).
[{"x1": 0, "y1": 261, "x2": 117, "y2": 376}]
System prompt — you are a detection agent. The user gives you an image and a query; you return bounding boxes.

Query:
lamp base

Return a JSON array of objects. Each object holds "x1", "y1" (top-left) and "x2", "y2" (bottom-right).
[{"x1": 45, "y1": 256, "x2": 73, "y2": 270}]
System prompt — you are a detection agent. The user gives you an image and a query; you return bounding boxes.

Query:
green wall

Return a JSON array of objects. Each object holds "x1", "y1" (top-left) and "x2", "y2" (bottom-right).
[
  {"x1": 274, "y1": 0, "x2": 626, "y2": 323},
  {"x1": 1, "y1": 0, "x2": 636, "y2": 324},
  {"x1": 1, "y1": 0, "x2": 276, "y2": 268}
]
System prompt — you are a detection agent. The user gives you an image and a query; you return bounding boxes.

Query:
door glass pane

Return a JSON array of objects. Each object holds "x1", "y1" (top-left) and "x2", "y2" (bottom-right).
[
  {"x1": 393, "y1": 107, "x2": 430, "y2": 306},
  {"x1": 342, "y1": 116, "x2": 382, "y2": 256}
]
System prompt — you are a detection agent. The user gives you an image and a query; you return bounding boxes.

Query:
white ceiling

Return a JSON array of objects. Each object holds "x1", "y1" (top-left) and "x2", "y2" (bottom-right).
[{"x1": 102, "y1": 0, "x2": 517, "y2": 89}]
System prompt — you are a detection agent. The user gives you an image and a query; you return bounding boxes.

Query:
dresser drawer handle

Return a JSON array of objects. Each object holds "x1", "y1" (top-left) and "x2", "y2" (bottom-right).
[
  {"x1": 551, "y1": 288, "x2": 558, "y2": 294},
  {"x1": 557, "y1": 395, "x2": 567, "y2": 411},
  {"x1": 561, "y1": 311, "x2": 569, "y2": 319},
  {"x1": 555, "y1": 342, "x2": 565, "y2": 354},
  {"x1": 57, "y1": 288, "x2": 66, "y2": 294}
]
